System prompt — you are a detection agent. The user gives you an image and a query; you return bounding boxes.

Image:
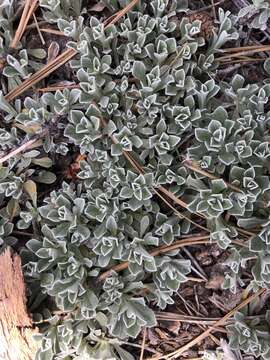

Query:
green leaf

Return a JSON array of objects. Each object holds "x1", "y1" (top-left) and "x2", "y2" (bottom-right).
[
  {"x1": 32, "y1": 157, "x2": 53, "y2": 168},
  {"x1": 34, "y1": 171, "x2": 57, "y2": 184},
  {"x1": 132, "y1": 61, "x2": 146, "y2": 82},
  {"x1": 114, "y1": 344, "x2": 135, "y2": 360},
  {"x1": 140, "y1": 215, "x2": 149, "y2": 237}
]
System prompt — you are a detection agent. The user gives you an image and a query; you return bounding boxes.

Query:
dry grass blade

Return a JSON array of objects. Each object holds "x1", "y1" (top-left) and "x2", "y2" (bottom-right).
[
  {"x1": 189, "y1": 0, "x2": 226, "y2": 14},
  {"x1": 10, "y1": 0, "x2": 39, "y2": 49},
  {"x1": 152, "y1": 187, "x2": 208, "y2": 232},
  {"x1": 220, "y1": 58, "x2": 265, "y2": 65},
  {"x1": 156, "y1": 313, "x2": 266, "y2": 324},
  {"x1": 148, "y1": 288, "x2": 266, "y2": 360},
  {"x1": 223, "y1": 44, "x2": 270, "y2": 52},
  {"x1": 155, "y1": 313, "x2": 223, "y2": 325},
  {"x1": 121, "y1": 149, "x2": 207, "y2": 230},
  {"x1": 40, "y1": 28, "x2": 66, "y2": 36},
  {"x1": 5, "y1": 48, "x2": 77, "y2": 102},
  {"x1": 33, "y1": 13, "x2": 45, "y2": 45},
  {"x1": 217, "y1": 46, "x2": 270, "y2": 61},
  {"x1": 37, "y1": 84, "x2": 80, "y2": 92}
]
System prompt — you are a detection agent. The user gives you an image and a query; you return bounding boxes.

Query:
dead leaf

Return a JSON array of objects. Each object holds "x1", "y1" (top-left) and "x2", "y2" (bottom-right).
[
  {"x1": 154, "y1": 327, "x2": 170, "y2": 340},
  {"x1": 167, "y1": 321, "x2": 181, "y2": 335},
  {"x1": 205, "y1": 274, "x2": 225, "y2": 290},
  {"x1": 23, "y1": 180, "x2": 37, "y2": 206},
  {"x1": 147, "y1": 328, "x2": 159, "y2": 346},
  {"x1": 47, "y1": 41, "x2": 60, "y2": 63},
  {"x1": 7, "y1": 198, "x2": 20, "y2": 219}
]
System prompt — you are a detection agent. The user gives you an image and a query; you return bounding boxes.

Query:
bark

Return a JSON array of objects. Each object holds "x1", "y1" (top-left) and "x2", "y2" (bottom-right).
[{"x1": 0, "y1": 247, "x2": 38, "y2": 360}]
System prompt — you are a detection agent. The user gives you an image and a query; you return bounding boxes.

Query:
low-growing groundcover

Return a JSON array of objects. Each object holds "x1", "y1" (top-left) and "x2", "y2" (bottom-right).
[{"x1": 1, "y1": 0, "x2": 270, "y2": 359}]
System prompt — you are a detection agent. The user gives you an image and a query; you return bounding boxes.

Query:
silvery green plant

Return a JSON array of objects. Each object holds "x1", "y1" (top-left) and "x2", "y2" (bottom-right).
[
  {"x1": 224, "y1": 224, "x2": 270, "y2": 292},
  {"x1": 227, "y1": 311, "x2": 270, "y2": 359},
  {"x1": 0, "y1": 1, "x2": 47, "y2": 90},
  {"x1": 238, "y1": 0, "x2": 270, "y2": 30},
  {"x1": 39, "y1": 0, "x2": 83, "y2": 22},
  {"x1": 0, "y1": 217, "x2": 16, "y2": 247},
  {"x1": 22, "y1": 177, "x2": 192, "y2": 347},
  {"x1": 1, "y1": 0, "x2": 270, "y2": 358}
]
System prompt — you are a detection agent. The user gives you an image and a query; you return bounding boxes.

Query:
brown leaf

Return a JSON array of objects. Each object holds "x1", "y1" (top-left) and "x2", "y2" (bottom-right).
[
  {"x1": 47, "y1": 41, "x2": 60, "y2": 63},
  {"x1": 147, "y1": 328, "x2": 160, "y2": 346},
  {"x1": 7, "y1": 198, "x2": 20, "y2": 219},
  {"x1": 23, "y1": 180, "x2": 37, "y2": 206},
  {"x1": 205, "y1": 274, "x2": 225, "y2": 290},
  {"x1": 167, "y1": 321, "x2": 181, "y2": 335},
  {"x1": 154, "y1": 327, "x2": 170, "y2": 340}
]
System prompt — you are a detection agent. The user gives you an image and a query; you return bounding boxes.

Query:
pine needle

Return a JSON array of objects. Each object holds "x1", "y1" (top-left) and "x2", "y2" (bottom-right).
[
  {"x1": 140, "y1": 328, "x2": 147, "y2": 360},
  {"x1": 5, "y1": 48, "x2": 77, "y2": 101},
  {"x1": 0, "y1": 137, "x2": 41, "y2": 165},
  {"x1": 217, "y1": 45, "x2": 270, "y2": 61},
  {"x1": 183, "y1": 159, "x2": 242, "y2": 193},
  {"x1": 10, "y1": 0, "x2": 39, "y2": 49},
  {"x1": 40, "y1": 28, "x2": 66, "y2": 36},
  {"x1": 98, "y1": 236, "x2": 211, "y2": 281},
  {"x1": 37, "y1": 84, "x2": 80, "y2": 92}
]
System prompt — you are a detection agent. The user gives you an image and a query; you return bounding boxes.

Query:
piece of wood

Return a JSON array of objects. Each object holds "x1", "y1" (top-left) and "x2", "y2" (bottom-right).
[{"x1": 0, "y1": 248, "x2": 38, "y2": 360}]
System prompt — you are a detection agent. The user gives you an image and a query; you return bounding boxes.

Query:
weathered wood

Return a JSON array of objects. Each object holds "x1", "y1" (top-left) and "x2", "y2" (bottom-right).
[{"x1": 0, "y1": 248, "x2": 38, "y2": 360}]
